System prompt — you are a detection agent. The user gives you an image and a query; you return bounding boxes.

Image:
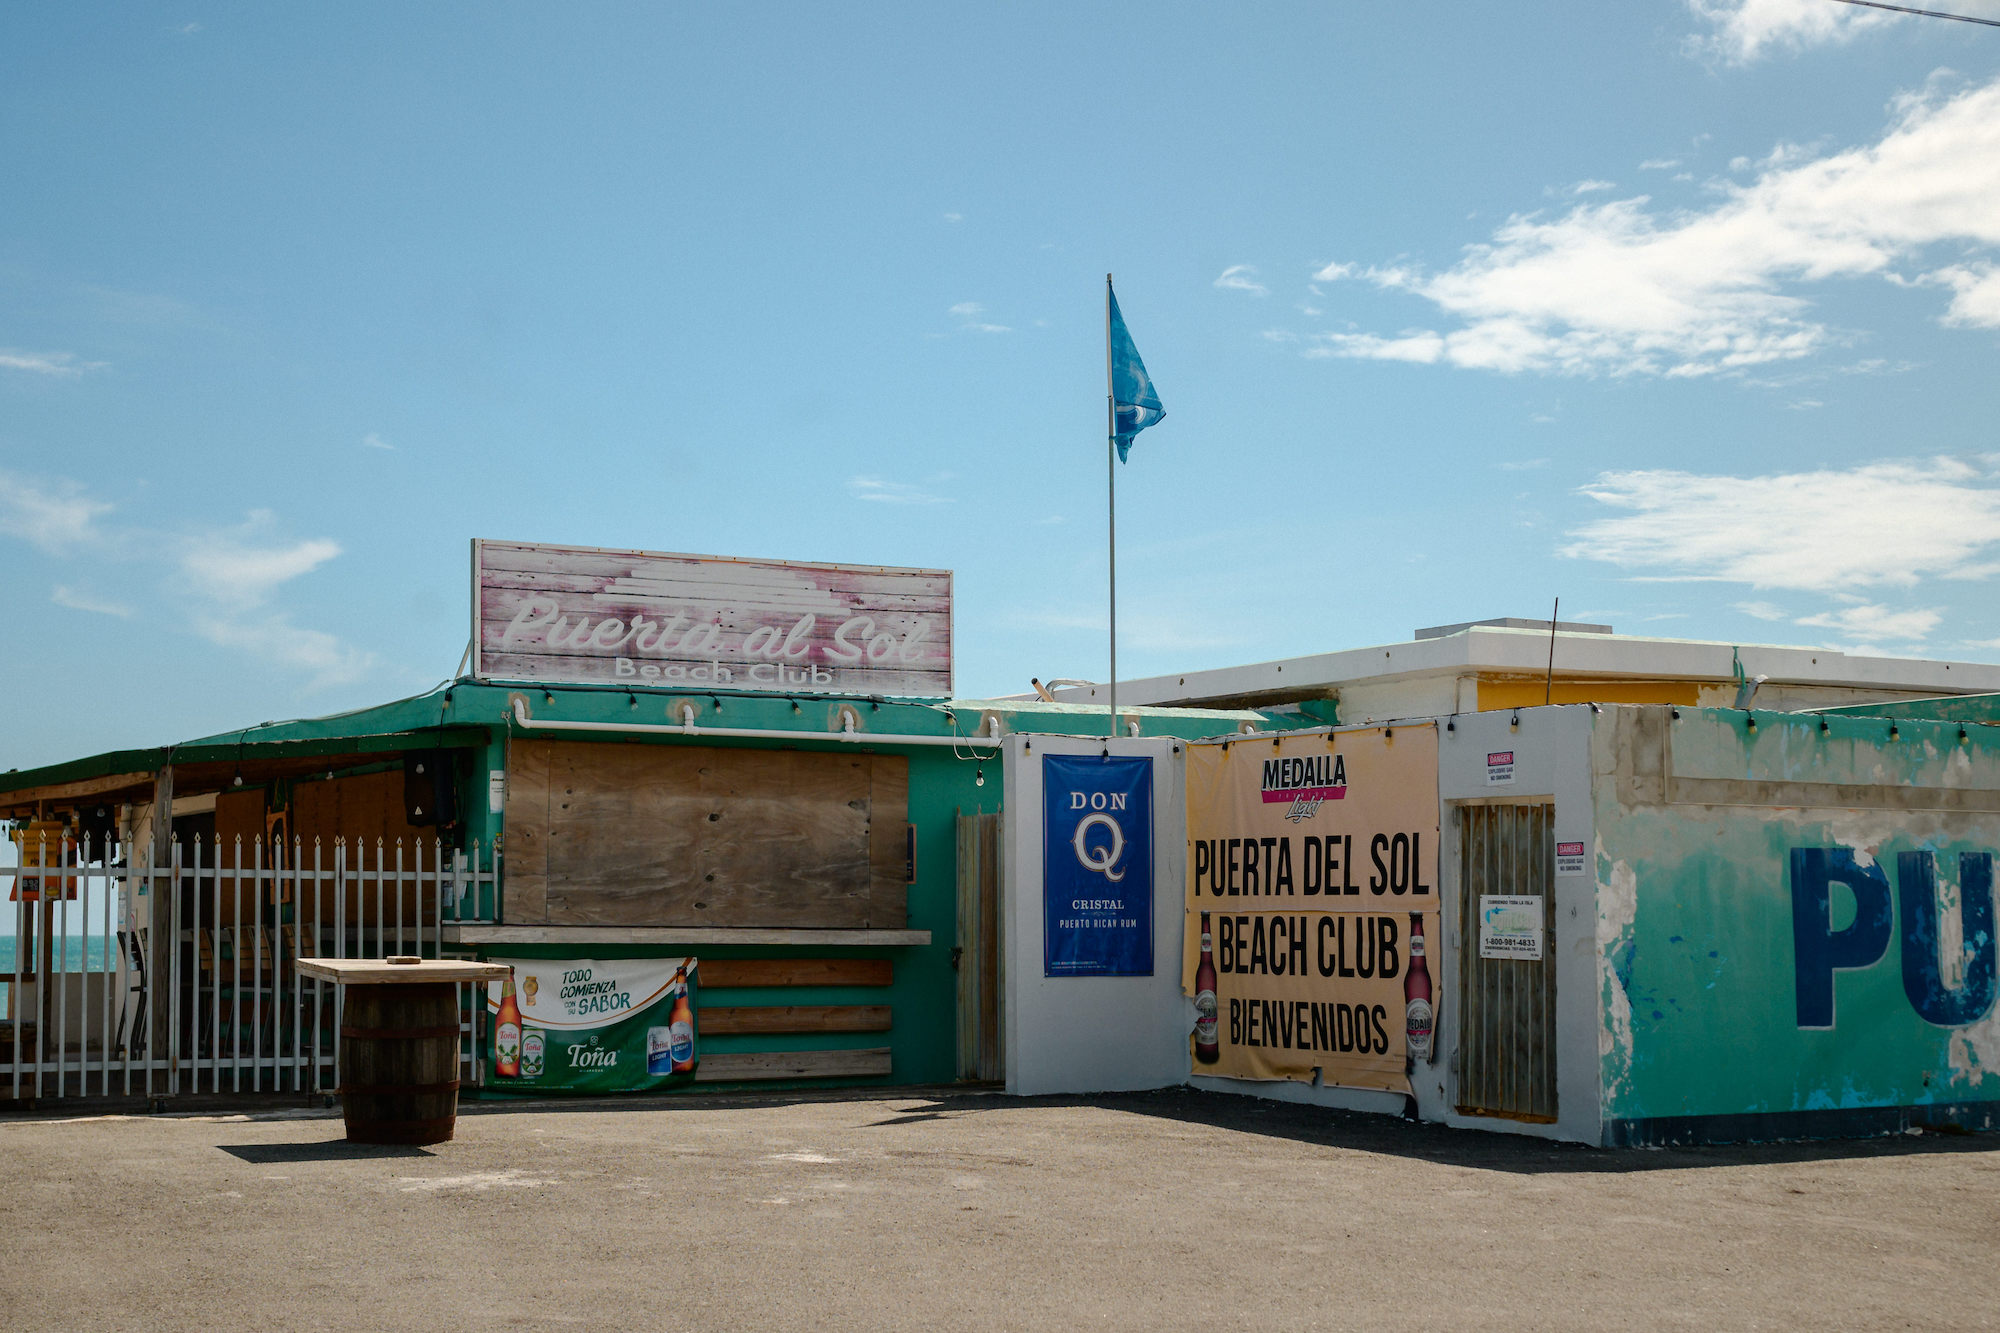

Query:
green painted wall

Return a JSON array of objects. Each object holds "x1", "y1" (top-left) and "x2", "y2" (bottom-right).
[{"x1": 1593, "y1": 709, "x2": 2000, "y2": 1128}]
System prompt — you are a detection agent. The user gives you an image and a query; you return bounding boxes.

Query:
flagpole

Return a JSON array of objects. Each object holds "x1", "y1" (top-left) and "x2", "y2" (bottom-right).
[{"x1": 1106, "y1": 273, "x2": 1118, "y2": 740}]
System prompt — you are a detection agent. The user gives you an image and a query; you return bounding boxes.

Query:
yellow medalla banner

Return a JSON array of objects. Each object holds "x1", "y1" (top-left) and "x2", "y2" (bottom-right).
[{"x1": 1183, "y1": 725, "x2": 1440, "y2": 1091}]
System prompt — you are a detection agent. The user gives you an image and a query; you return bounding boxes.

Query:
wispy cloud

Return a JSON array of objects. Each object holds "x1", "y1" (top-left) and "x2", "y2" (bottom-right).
[
  {"x1": 947, "y1": 302, "x2": 1009, "y2": 334},
  {"x1": 1562, "y1": 180, "x2": 1617, "y2": 196},
  {"x1": 0, "y1": 476, "x2": 371, "y2": 687},
  {"x1": 1797, "y1": 602, "x2": 1942, "y2": 643},
  {"x1": 1301, "y1": 74, "x2": 2000, "y2": 378},
  {"x1": 1640, "y1": 158, "x2": 1682, "y2": 172},
  {"x1": 1564, "y1": 457, "x2": 2000, "y2": 593},
  {"x1": 0, "y1": 349, "x2": 103, "y2": 376},
  {"x1": 1735, "y1": 600, "x2": 1789, "y2": 621},
  {"x1": 362, "y1": 432, "x2": 394, "y2": 451},
  {"x1": 849, "y1": 476, "x2": 954, "y2": 505},
  {"x1": 0, "y1": 472, "x2": 114, "y2": 553},
  {"x1": 1213, "y1": 265, "x2": 1269, "y2": 296},
  {"x1": 179, "y1": 515, "x2": 342, "y2": 608},
  {"x1": 51, "y1": 585, "x2": 132, "y2": 618},
  {"x1": 942, "y1": 212, "x2": 963, "y2": 223},
  {"x1": 1498, "y1": 457, "x2": 1550, "y2": 471},
  {"x1": 191, "y1": 614, "x2": 373, "y2": 687}
]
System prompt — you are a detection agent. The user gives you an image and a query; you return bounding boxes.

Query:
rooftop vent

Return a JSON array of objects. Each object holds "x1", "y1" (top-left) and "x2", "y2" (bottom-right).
[{"x1": 1414, "y1": 617, "x2": 1614, "y2": 640}]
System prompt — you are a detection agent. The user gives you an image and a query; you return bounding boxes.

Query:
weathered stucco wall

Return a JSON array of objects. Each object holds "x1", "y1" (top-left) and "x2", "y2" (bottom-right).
[{"x1": 1592, "y1": 706, "x2": 2000, "y2": 1143}]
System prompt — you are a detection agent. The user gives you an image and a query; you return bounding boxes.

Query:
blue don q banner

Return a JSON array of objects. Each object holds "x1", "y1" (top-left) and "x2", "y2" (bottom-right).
[{"x1": 1043, "y1": 754, "x2": 1154, "y2": 977}]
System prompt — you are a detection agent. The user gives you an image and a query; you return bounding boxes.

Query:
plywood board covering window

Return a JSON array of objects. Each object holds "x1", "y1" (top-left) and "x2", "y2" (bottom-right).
[{"x1": 503, "y1": 740, "x2": 909, "y2": 929}]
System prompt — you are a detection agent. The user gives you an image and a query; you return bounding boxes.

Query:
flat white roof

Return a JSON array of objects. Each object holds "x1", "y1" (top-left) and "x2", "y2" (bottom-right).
[{"x1": 1050, "y1": 625, "x2": 2000, "y2": 709}]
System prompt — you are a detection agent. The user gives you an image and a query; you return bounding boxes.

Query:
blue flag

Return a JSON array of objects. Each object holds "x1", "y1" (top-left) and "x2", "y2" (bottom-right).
[{"x1": 1109, "y1": 287, "x2": 1164, "y2": 463}]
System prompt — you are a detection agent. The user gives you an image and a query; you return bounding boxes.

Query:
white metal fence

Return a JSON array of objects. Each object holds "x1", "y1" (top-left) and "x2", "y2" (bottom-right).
[{"x1": 1, "y1": 835, "x2": 500, "y2": 1102}]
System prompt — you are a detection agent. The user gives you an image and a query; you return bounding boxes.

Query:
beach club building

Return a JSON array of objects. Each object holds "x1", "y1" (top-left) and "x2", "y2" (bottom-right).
[
  {"x1": 6, "y1": 550, "x2": 2000, "y2": 1147},
  {"x1": 0, "y1": 540, "x2": 1260, "y2": 1103}
]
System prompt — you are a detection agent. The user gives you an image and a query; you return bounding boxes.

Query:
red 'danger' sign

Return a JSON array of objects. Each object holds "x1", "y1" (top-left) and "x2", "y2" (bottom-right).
[{"x1": 472, "y1": 539, "x2": 952, "y2": 696}]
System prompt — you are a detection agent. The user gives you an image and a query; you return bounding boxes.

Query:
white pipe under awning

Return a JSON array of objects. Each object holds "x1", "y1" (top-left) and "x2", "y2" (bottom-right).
[{"x1": 508, "y1": 697, "x2": 1003, "y2": 747}]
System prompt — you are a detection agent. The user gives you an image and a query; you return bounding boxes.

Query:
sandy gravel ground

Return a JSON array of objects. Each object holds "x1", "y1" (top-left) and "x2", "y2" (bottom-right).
[{"x1": 2, "y1": 1088, "x2": 1995, "y2": 1331}]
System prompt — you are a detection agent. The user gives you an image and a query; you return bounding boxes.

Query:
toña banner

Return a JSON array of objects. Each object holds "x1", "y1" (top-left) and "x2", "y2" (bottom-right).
[
  {"x1": 1184, "y1": 725, "x2": 1441, "y2": 1092},
  {"x1": 485, "y1": 956, "x2": 698, "y2": 1094},
  {"x1": 1043, "y1": 754, "x2": 1155, "y2": 977},
  {"x1": 471, "y1": 539, "x2": 952, "y2": 696}
]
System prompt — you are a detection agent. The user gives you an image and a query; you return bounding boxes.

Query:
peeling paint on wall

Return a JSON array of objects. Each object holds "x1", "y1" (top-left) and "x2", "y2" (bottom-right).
[{"x1": 1590, "y1": 707, "x2": 2000, "y2": 1132}]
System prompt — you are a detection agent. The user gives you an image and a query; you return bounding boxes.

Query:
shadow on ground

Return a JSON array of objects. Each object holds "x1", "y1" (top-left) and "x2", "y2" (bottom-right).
[
  {"x1": 13, "y1": 1083, "x2": 1997, "y2": 1176},
  {"x1": 218, "y1": 1141, "x2": 437, "y2": 1164}
]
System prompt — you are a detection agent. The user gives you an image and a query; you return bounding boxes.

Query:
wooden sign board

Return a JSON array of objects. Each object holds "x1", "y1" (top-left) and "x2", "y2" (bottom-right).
[{"x1": 472, "y1": 539, "x2": 952, "y2": 696}]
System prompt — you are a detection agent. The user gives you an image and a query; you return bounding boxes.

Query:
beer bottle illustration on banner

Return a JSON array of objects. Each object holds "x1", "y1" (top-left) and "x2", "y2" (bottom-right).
[
  {"x1": 667, "y1": 964, "x2": 697, "y2": 1074},
  {"x1": 1193, "y1": 911, "x2": 1220, "y2": 1065},
  {"x1": 494, "y1": 969, "x2": 523, "y2": 1078},
  {"x1": 1404, "y1": 912, "x2": 1434, "y2": 1067}
]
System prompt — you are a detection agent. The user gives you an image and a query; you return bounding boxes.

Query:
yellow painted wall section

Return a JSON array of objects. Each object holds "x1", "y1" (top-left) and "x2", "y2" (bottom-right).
[{"x1": 1477, "y1": 677, "x2": 1700, "y2": 711}]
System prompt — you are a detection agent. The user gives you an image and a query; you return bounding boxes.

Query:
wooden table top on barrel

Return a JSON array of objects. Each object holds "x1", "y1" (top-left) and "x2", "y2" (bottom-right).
[{"x1": 297, "y1": 957, "x2": 514, "y2": 985}]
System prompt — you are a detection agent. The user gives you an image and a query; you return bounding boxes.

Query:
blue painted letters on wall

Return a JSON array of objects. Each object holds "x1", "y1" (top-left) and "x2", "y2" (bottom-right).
[{"x1": 1790, "y1": 847, "x2": 1998, "y2": 1029}]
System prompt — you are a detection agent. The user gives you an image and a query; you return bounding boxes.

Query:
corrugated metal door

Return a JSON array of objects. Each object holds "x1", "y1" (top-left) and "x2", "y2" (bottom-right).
[
  {"x1": 1455, "y1": 803, "x2": 1558, "y2": 1123},
  {"x1": 955, "y1": 812, "x2": 1003, "y2": 1082}
]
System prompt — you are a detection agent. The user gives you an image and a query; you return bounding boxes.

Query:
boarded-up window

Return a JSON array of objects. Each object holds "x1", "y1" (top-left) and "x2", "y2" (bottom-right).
[{"x1": 503, "y1": 740, "x2": 909, "y2": 929}]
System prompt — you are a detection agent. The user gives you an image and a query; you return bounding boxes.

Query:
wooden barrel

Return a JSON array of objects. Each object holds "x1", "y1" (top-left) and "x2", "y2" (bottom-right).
[{"x1": 339, "y1": 982, "x2": 461, "y2": 1144}]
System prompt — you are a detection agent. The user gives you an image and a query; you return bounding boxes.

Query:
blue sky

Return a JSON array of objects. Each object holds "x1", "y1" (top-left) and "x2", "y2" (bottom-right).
[{"x1": 3, "y1": 1, "x2": 1999, "y2": 768}]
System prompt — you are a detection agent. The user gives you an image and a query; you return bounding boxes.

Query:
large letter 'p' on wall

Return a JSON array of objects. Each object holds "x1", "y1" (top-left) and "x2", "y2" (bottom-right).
[{"x1": 1791, "y1": 848, "x2": 1894, "y2": 1029}]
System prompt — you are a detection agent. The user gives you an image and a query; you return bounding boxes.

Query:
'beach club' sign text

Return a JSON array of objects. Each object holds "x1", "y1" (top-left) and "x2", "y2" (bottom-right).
[{"x1": 472, "y1": 540, "x2": 953, "y2": 696}]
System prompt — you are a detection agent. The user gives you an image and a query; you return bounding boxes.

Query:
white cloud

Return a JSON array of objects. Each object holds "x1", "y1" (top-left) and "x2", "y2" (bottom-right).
[
  {"x1": 51, "y1": 585, "x2": 132, "y2": 618},
  {"x1": 1797, "y1": 602, "x2": 1942, "y2": 642},
  {"x1": 1498, "y1": 457, "x2": 1550, "y2": 471},
  {"x1": 0, "y1": 349, "x2": 102, "y2": 376},
  {"x1": 1688, "y1": 0, "x2": 2000, "y2": 63},
  {"x1": 1567, "y1": 180, "x2": 1617, "y2": 195},
  {"x1": 942, "y1": 212, "x2": 963, "y2": 223},
  {"x1": 179, "y1": 515, "x2": 342, "y2": 607},
  {"x1": 1302, "y1": 74, "x2": 2000, "y2": 378},
  {"x1": 1311, "y1": 262, "x2": 1355, "y2": 282},
  {"x1": 949, "y1": 302, "x2": 985, "y2": 317},
  {"x1": 192, "y1": 615, "x2": 374, "y2": 688},
  {"x1": 849, "y1": 476, "x2": 953, "y2": 505},
  {"x1": 1686, "y1": 0, "x2": 1894, "y2": 63},
  {"x1": 1564, "y1": 457, "x2": 2000, "y2": 592},
  {"x1": 1925, "y1": 263, "x2": 2000, "y2": 328},
  {"x1": 362, "y1": 432, "x2": 394, "y2": 450},
  {"x1": 0, "y1": 472, "x2": 114, "y2": 553},
  {"x1": 1640, "y1": 158, "x2": 1682, "y2": 171},
  {"x1": 1213, "y1": 265, "x2": 1269, "y2": 296},
  {"x1": 1735, "y1": 600, "x2": 1789, "y2": 620}
]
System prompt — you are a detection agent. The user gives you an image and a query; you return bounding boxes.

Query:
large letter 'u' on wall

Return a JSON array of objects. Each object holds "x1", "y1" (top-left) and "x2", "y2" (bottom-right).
[
  {"x1": 1897, "y1": 851, "x2": 1998, "y2": 1029},
  {"x1": 1791, "y1": 848, "x2": 1894, "y2": 1029}
]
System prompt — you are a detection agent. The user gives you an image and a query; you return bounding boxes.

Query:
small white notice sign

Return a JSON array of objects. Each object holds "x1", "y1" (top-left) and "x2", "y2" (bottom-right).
[
  {"x1": 1485, "y1": 751, "x2": 1516, "y2": 785},
  {"x1": 1555, "y1": 841, "x2": 1588, "y2": 876},
  {"x1": 488, "y1": 770, "x2": 507, "y2": 814},
  {"x1": 1479, "y1": 895, "x2": 1544, "y2": 961}
]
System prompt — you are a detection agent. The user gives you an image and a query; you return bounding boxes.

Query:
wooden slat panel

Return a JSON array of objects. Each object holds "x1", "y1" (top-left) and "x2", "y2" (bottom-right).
[
  {"x1": 955, "y1": 811, "x2": 1003, "y2": 1082},
  {"x1": 503, "y1": 742, "x2": 551, "y2": 924},
  {"x1": 214, "y1": 788, "x2": 266, "y2": 923},
  {"x1": 701, "y1": 1005, "x2": 891, "y2": 1035},
  {"x1": 694, "y1": 1047, "x2": 892, "y2": 1082},
  {"x1": 520, "y1": 740, "x2": 906, "y2": 929},
  {"x1": 867, "y1": 757, "x2": 910, "y2": 927},
  {"x1": 699, "y1": 958, "x2": 893, "y2": 989}
]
